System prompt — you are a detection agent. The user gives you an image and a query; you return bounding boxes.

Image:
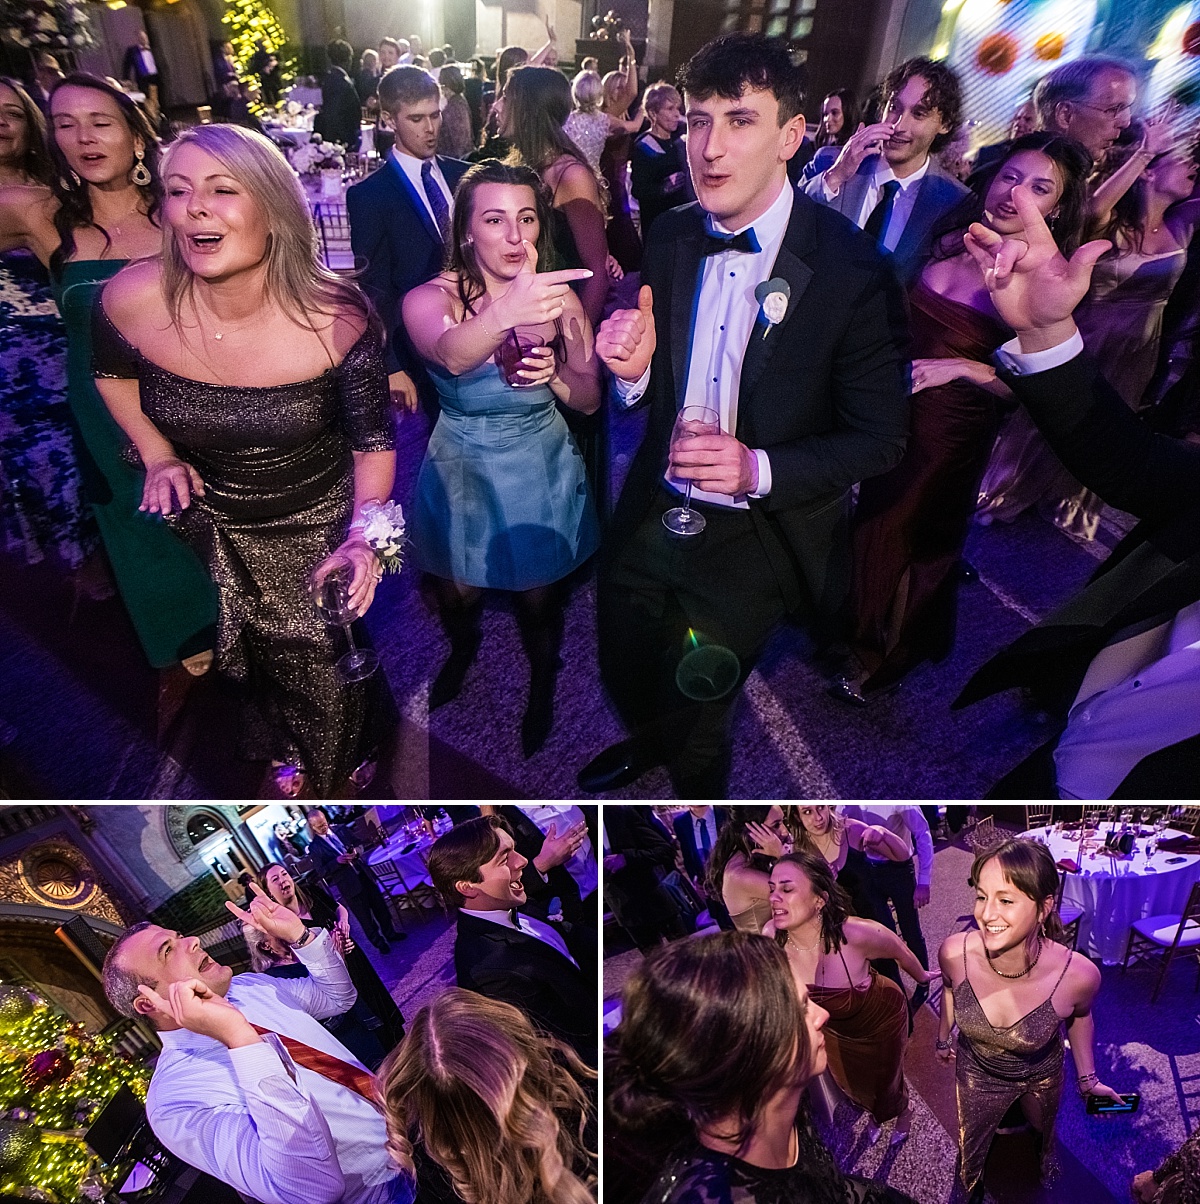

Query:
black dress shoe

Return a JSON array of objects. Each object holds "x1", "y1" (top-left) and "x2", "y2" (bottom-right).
[
  {"x1": 429, "y1": 638, "x2": 481, "y2": 710},
  {"x1": 384, "y1": 930, "x2": 407, "y2": 942},
  {"x1": 577, "y1": 733, "x2": 665, "y2": 793},
  {"x1": 374, "y1": 941, "x2": 391, "y2": 955}
]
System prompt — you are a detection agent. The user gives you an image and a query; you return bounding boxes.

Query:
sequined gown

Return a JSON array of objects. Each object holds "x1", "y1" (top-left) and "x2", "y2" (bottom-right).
[
  {"x1": 808, "y1": 947, "x2": 909, "y2": 1123},
  {"x1": 91, "y1": 302, "x2": 397, "y2": 797},
  {"x1": 951, "y1": 935, "x2": 1073, "y2": 1192}
]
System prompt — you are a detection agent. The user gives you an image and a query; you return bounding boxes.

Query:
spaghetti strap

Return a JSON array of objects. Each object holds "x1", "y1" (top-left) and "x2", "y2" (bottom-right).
[
  {"x1": 837, "y1": 945, "x2": 853, "y2": 985},
  {"x1": 1048, "y1": 944, "x2": 1073, "y2": 1002}
]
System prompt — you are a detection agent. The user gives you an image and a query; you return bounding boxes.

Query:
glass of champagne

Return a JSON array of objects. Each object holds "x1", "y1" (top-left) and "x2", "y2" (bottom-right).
[
  {"x1": 312, "y1": 563, "x2": 379, "y2": 683},
  {"x1": 663, "y1": 404, "x2": 721, "y2": 536}
]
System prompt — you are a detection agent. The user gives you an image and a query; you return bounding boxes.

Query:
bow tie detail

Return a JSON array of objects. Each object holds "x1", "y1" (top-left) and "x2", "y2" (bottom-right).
[{"x1": 701, "y1": 228, "x2": 761, "y2": 255}]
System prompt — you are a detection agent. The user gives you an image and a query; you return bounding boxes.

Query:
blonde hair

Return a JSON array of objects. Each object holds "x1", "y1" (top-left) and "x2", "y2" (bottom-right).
[
  {"x1": 241, "y1": 922, "x2": 294, "y2": 974},
  {"x1": 570, "y1": 70, "x2": 603, "y2": 113},
  {"x1": 788, "y1": 805, "x2": 845, "y2": 857},
  {"x1": 644, "y1": 82, "x2": 680, "y2": 116},
  {"x1": 378, "y1": 989, "x2": 596, "y2": 1204},
  {"x1": 159, "y1": 124, "x2": 372, "y2": 333}
]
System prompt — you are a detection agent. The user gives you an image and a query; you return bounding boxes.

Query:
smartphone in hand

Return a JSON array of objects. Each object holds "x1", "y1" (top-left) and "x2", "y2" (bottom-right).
[{"x1": 1086, "y1": 1093, "x2": 1140, "y2": 1115}]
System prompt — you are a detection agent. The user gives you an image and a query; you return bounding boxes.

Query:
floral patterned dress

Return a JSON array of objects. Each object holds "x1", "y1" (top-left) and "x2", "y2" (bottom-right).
[{"x1": 0, "y1": 248, "x2": 96, "y2": 568}]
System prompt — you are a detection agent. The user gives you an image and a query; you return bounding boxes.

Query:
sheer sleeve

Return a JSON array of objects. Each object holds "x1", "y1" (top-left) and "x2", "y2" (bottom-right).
[
  {"x1": 336, "y1": 323, "x2": 395, "y2": 452},
  {"x1": 90, "y1": 292, "x2": 142, "y2": 379}
]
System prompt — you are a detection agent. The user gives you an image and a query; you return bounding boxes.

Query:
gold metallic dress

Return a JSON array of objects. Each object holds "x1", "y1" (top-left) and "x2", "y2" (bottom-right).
[
  {"x1": 91, "y1": 301, "x2": 396, "y2": 797},
  {"x1": 951, "y1": 935, "x2": 1073, "y2": 1192}
]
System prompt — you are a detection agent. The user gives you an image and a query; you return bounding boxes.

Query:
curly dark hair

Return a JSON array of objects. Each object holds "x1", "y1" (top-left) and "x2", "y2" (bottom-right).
[
  {"x1": 0, "y1": 78, "x2": 52, "y2": 184},
  {"x1": 881, "y1": 56, "x2": 963, "y2": 153},
  {"x1": 676, "y1": 32, "x2": 807, "y2": 125},
  {"x1": 46, "y1": 73, "x2": 161, "y2": 274},
  {"x1": 768, "y1": 852, "x2": 852, "y2": 955}
]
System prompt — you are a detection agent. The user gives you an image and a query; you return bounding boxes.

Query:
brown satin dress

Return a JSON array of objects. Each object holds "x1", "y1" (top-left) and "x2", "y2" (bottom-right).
[
  {"x1": 849, "y1": 281, "x2": 1010, "y2": 693},
  {"x1": 952, "y1": 934, "x2": 1073, "y2": 1192},
  {"x1": 809, "y1": 946, "x2": 909, "y2": 1123}
]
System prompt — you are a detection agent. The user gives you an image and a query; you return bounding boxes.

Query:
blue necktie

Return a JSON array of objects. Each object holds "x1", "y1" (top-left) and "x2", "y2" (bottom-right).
[
  {"x1": 697, "y1": 817, "x2": 711, "y2": 862},
  {"x1": 864, "y1": 180, "x2": 901, "y2": 244},
  {"x1": 421, "y1": 159, "x2": 451, "y2": 243}
]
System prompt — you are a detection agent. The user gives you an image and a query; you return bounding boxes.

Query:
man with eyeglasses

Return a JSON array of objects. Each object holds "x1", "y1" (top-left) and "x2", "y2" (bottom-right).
[{"x1": 1033, "y1": 56, "x2": 1137, "y2": 161}]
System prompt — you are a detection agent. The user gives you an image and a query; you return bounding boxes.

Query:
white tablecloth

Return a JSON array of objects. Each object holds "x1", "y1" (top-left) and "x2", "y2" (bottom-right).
[
  {"x1": 1020, "y1": 825, "x2": 1200, "y2": 963},
  {"x1": 366, "y1": 832, "x2": 435, "y2": 888}
]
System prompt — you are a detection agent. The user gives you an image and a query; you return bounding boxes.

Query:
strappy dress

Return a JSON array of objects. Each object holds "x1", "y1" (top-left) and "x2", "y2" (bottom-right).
[
  {"x1": 808, "y1": 946, "x2": 909, "y2": 1123},
  {"x1": 951, "y1": 934, "x2": 1072, "y2": 1191}
]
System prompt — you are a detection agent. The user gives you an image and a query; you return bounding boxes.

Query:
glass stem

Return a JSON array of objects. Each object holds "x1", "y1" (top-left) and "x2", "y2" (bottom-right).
[
  {"x1": 342, "y1": 622, "x2": 358, "y2": 654},
  {"x1": 682, "y1": 479, "x2": 695, "y2": 514}
]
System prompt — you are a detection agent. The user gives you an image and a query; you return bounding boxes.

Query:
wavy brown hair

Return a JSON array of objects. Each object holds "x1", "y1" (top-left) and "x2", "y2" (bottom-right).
[
  {"x1": 47, "y1": 73, "x2": 162, "y2": 273},
  {"x1": 968, "y1": 837, "x2": 1065, "y2": 944},
  {"x1": 159, "y1": 124, "x2": 376, "y2": 336},
  {"x1": 769, "y1": 851, "x2": 852, "y2": 954},
  {"x1": 704, "y1": 806, "x2": 784, "y2": 898},
  {"x1": 377, "y1": 988, "x2": 596, "y2": 1204},
  {"x1": 0, "y1": 78, "x2": 52, "y2": 184}
]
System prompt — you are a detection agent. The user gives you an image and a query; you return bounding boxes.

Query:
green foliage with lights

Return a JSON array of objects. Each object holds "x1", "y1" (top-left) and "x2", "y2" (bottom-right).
[
  {"x1": 0, "y1": 986, "x2": 149, "y2": 1204},
  {"x1": 220, "y1": 0, "x2": 294, "y2": 86}
]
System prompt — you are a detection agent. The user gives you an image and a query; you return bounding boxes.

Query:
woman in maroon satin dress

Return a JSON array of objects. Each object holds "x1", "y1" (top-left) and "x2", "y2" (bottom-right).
[{"x1": 834, "y1": 134, "x2": 1093, "y2": 703}]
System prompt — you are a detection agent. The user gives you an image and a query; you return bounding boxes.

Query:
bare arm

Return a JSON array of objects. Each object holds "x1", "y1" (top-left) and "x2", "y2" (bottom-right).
[
  {"x1": 608, "y1": 105, "x2": 645, "y2": 136},
  {"x1": 548, "y1": 291, "x2": 600, "y2": 414},
  {"x1": 846, "y1": 817, "x2": 910, "y2": 862},
  {"x1": 1088, "y1": 114, "x2": 1174, "y2": 231},
  {"x1": 555, "y1": 162, "x2": 610, "y2": 326},
  {"x1": 404, "y1": 279, "x2": 505, "y2": 376},
  {"x1": 1063, "y1": 955, "x2": 1123, "y2": 1101},
  {"x1": 0, "y1": 185, "x2": 55, "y2": 260},
  {"x1": 850, "y1": 917, "x2": 936, "y2": 982},
  {"x1": 528, "y1": 18, "x2": 557, "y2": 66},
  {"x1": 614, "y1": 31, "x2": 638, "y2": 109},
  {"x1": 936, "y1": 935, "x2": 960, "y2": 1057}
]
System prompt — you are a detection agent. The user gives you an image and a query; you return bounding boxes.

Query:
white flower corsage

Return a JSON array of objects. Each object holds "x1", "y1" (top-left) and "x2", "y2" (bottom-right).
[
  {"x1": 352, "y1": 500, "x2": 406, "y2": 574},
  {"x1": 754, "y1": 277, "x2": 791, "y2": 340}
]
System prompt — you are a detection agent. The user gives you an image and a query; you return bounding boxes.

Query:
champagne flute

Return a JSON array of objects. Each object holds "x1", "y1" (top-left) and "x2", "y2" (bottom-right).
[
  {"x1": 663, "y1": 404, "x2": 721, "y2": 536},
  {"x1": 312, "y1": 563, "x2": 379, "y2": 683}
]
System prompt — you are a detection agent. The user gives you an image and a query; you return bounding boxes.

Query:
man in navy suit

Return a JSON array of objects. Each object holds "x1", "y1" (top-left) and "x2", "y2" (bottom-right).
[
  {"x1": 427, "y1": 816, "x2": 596, "y2": 1066},
  {"x1": 805, "y1": 57, "x2": 969, "y2": 287},
  {"x1": 347, "y1": 66, "x2": 470, "y2": 415}
]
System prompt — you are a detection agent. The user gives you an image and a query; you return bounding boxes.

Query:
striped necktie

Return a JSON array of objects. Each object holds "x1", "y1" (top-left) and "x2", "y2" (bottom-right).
[
  {"x1": 249, "y1": 1024, "x2": 379, "y2": 1108},
  {"x1": 421, "y1": 159, "x2": 451, "y2": 243}
]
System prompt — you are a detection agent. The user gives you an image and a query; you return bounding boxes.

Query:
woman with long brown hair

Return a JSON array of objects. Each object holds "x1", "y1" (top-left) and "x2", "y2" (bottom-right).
[
  {"x1": 704, "y1": 805, "x2": 793, "y2": 935},
  {"x1": 0, "y1": 73, "x2": 218, "y2": 674},
  {"x1": 937, "y1": 838, "x2": 1123, "y2": 1203},
  {"x1": 0, "y1": 76, "x2": 97, "y2": 575},
  {"x1": 90, "y1": 122, "x2": 396, "y2": 797},
  {"x1": 403, "y1": 159, "x2": 599, "y2": 758},
  {"x1": 378, "y1": 987, "x2": 596, "y2": 1204}
]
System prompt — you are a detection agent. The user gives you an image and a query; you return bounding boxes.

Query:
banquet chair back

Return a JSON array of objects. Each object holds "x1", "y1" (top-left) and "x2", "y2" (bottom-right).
[
  {"x1": 371, "y1": 857, "x2": 444, "y2": 925},
  {"x1": 1175, "y1": 806, "x2": 1200, "y2": 836},
  {"x1": 1052, "y1": 868, "x2": 1082, "y2": 951},
  {"x1": 1025, "y1": 805, "x2": 1053, "y2": 830},
  {"x1": 965, "y1": 815, "x2": 1003, "y2": 854},
  {"x1": 314, "y1": 201, "x2": 353, "y2": 271},
  {"x1": 1121, "y1": 879, "x2": 1200, "y2": 1003}
]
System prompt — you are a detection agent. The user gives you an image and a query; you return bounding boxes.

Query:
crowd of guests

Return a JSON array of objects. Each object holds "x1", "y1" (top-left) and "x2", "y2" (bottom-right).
[
  {"x1": 97, "y1": 804, "x2": 598, "y2": 1204},
  {"x1": 604, "y1": 805, "x2": 1195, "y2": 1204},
  {"x1": 2, "y1": 20, "x2": 1200, "y2": 800}
]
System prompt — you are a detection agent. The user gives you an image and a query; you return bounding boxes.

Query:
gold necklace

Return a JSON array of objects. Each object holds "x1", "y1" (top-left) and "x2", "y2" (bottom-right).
[
  {"x1": 786, "y1": 929, "x2": 822, "y2": 954},
  {"x1": 987, "y1": 934, "x2": 1042, "y2": 979},
  {"x1": 95, "y1": 195, "x2": 143, "y2": 239}
]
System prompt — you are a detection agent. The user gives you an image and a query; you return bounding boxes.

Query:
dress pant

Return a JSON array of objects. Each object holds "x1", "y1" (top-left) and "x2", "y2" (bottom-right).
[
  {"x1": 344, "y1": 873, "x2": 399, "y2": 947},
  {"x1": 599, "y1": 490, "x2": 790, "y2": 797},
  {"x1": 861, "y1": 856, "x2": 929, "y2": 970}
]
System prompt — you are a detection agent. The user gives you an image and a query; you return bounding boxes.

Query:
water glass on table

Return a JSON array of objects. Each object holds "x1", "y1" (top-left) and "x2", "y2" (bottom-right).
[
  {"x1": 311, "y1": 564, "x2": 379, "y2": 683},
  {"x1": 663, "y1": 404, "x2": 721, "y2": 536}
]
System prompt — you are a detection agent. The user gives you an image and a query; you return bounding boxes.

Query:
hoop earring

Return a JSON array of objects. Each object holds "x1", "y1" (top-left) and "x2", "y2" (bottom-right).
[{"x1": 130, "y1": 148, "x2": 152, "y2": 188}]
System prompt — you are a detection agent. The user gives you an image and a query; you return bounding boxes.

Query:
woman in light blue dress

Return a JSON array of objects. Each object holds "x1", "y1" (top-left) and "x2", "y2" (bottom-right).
[{"x1": 403, "y1": 159, "x2": 600, "y2": 757}]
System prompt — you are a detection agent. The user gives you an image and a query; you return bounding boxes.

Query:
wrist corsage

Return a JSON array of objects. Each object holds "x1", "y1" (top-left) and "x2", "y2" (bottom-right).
[{"x1": 350, "y1": 500, "x2": 406, "y2": 575}]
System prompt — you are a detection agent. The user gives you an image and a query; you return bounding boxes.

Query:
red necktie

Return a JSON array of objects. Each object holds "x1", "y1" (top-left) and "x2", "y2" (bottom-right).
[{"x1": 250, "y1": 1024, "x2": 380, "y2": 1108}]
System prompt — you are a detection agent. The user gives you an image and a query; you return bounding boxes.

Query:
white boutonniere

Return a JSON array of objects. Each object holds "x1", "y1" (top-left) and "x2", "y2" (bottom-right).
[
  {"x1": 754, "y1": 278, "x2": 791, "y2": 340},
  {"x1": 354, "y1": 500, "x2": 407, "y2": 574}
]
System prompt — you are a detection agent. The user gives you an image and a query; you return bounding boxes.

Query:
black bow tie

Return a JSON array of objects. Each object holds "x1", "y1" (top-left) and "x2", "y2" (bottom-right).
[
  {"x1": 701, "y1": 228, "x2": 760, "y2": 255},
  {"x1": 510, "y1": 908, "x2": 522, "y2": 928}
]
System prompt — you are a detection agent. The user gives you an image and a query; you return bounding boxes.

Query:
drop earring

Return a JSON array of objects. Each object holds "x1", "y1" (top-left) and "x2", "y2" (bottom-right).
[
  {"x1": 130, "y1": 148, "x2": 152, "y2": 187},
  {"x1": 60, "y1": 169, "x2": 81, "y2": 190}
]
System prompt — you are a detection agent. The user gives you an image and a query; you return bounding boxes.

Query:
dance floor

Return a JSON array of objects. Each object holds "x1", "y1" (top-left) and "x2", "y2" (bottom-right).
[
  {"x1": 602, "y1": 829, "x2": 1200, "y2": 1203},
  {"x1": 0, "y1": 402, "x2": 1139, "y2": 799}
]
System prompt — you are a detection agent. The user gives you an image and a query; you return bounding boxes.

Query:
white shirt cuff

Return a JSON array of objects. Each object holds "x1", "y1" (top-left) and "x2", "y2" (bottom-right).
[
  {"x1": 995, "y1": 329, "x2": 1084, "y2": 376},
  {"x1": 612, "y1": 365, "x2": 650, "y2": 407},
  {"x1": 749, "y1": 449, "x2": 772, "y2": 497},
  {"x1": 820, "y1": 174, "x2": 839, "y2": 201}
]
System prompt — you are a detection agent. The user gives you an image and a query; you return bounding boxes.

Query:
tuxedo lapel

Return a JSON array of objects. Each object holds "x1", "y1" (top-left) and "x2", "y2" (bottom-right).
[
  {"x1": 386, "y1": 154, "x2": 443, "y2": 248},
  {"x1": 668, "y1": 220, "x2": 706, "y2": 412}
]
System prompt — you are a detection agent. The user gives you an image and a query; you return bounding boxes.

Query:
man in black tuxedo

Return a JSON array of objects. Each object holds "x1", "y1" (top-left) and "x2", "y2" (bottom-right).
[
  {"x1": 304, "y1": 808, "x2": 404, "y2": 954},
  {"x1": 427, "y1": 816, "x2": 596, "y2": 1066},
  {"x1": 953, "y1": 185, "x2": 1200, "y2": 797},
  {"x1": 579, "y1": 34, "x2": 909, "y2": 797},
  {"x1": 603, "y1": 806, "x2": 687, "y2": 950},
  {"x1": 121, "y1": 30, "x2": 161, "y2": 124},
  {"x1": 313, "y1": 40, "x2": 362, "y2": 152},
  {"x1": 347, "y1": 65, "x2": 470, "y2": 416}
]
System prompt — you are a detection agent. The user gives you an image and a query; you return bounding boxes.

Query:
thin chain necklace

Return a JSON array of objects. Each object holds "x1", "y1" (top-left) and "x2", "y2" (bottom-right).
[
  {"x1": 987, "y1": 934, "x2": 1042, "y2": 979},
  {"x1": 786, "y1": 928, "x2": 822, "y2": 954}
]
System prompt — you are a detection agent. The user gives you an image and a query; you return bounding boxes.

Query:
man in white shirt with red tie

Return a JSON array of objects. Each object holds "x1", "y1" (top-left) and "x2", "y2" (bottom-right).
[{"x1": 101, "y1": 886, "x2": 412, "y2": 1204}]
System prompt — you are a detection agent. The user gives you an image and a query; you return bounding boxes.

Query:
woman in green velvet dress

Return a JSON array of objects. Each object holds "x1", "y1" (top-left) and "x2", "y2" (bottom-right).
[{"x1": 0, "y1": 73, "x2": 217, "y2": 671}]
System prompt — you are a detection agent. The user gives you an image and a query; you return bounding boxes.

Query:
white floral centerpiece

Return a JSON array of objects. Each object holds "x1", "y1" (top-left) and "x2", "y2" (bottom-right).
[
  {"x1": 288, "y1": 135, "x2": 345, "y2": 176},
  {"x1": 1, "y1": 0, "x2": 93, "y2": 49}
]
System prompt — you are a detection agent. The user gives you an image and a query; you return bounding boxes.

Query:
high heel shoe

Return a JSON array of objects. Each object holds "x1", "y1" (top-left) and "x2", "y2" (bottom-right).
[
  {"x1": 429, "y1": 599, "x2": 482, "y2": 710},
  {"x1": 890, "y1": 1102, "x2": 913, "y2": 1146}
]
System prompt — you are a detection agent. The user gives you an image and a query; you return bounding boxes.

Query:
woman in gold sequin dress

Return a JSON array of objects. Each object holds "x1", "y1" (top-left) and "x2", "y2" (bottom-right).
[
  {"x1": 936, "y1": 839, "x2": 1123, "y2": 1203},
  {"x1": 91, "y1": 124, "x2": 397, "y2": 798}
]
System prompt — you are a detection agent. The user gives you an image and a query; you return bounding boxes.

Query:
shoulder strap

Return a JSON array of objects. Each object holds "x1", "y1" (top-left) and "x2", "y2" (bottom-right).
[{"x1": 1048, "y1": 944, "x2": 1074, "y2": 999}]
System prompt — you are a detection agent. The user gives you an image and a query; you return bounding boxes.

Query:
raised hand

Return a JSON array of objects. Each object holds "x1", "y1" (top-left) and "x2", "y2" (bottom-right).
[
  {"x1": 137, "y1": 979, "x2": 259, "y2": 1047},
  {"x1": 746, "y1": 821, "x2": 785, "y2": 861},
  {"x1": 489, "y1": 239, "x2": 592, "y2": 331},
  {"x1": 141, "y1": 456, "x2": 204, "y2": 516},
  {"x1": 826, "y1": 122, "x2": 895, "y2": 193},
  {"x1": 536, "y1": 820, "x2": 588, "y2": 871},
  {"x1": 226, "y1": 880, "x2": 307, "y2": 945},
  {"x1": 963, "y1": 184, "x2": 1110, "y2": 351},
  {"x1": 595, "y1": 283, "x2": 655, "y2": 381},
  {"x1": 1141, "y1": 100, "x2": 1179, "y2": 158}
]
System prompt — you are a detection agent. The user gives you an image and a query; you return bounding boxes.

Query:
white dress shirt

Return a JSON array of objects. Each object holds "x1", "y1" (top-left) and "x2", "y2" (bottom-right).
[
  {"x1": 821, "y1": 155, "x2": 930, "y2": 252},
  {"x1": 614, "y1": 179, "x2": 797, "y2": 505},
  {"x1": 517, "y1": 804, "x2": 598, "y2": 899},
  {"x1": 146, "y1": 930, "x2": 409, "y2": 1204},
  {"x1": 390, "y1": 146, "x2": 453, "y2": 230},
  {"x1": 138, "y1": 48, "x2": 157, "y2": 76},
  {"x1": 840, "y1": 804, "x2": 933, "y2": 886},
  {"x1": 997, "y1": 329, "x2": 1200, "y2": 798},
  {"x1": 469, "y1": 906, "x2": 580, "y2": 968}
]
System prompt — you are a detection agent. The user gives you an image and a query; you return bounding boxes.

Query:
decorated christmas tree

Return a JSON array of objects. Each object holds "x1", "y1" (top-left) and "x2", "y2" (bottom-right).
[
  {"x1": 220, "y1": 0, "x2": 293, "y2": 85},
  {"x1": 0, "y1": 985, "x2": 149, "y2": 1204}
]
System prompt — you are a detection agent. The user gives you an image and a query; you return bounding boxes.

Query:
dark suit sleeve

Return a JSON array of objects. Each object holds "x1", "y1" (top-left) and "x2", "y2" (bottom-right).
[
  {"x1": 609, "y1": 809, "x2": 676, "y2": 870},
  {"x1": 307, "y1": 836, "x2": 337, "y2": 879},
  {"x1": 761, "y1": 260, "x2": 909, "y2": 509},
  {"x1": 1007, "y1": 351, "x2": 1200, "y2": 520},
  {"x1": 347, "y1": 183, "x2": 403, "y2": 375}
]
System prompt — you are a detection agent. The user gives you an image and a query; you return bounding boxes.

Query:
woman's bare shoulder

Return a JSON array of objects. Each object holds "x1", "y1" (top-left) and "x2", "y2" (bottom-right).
[{"x1": 102, "y1": 258, "x2": 165, "y2": 323}]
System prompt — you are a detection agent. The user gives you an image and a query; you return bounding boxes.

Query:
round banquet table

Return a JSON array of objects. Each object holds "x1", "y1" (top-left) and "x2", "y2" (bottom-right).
[
  {"x1": 1019, "y1": 825, "x2": 1200, "y2": 964},
  {"x1": 366, "y1": 830, "x2": 435, "y2": 889}
]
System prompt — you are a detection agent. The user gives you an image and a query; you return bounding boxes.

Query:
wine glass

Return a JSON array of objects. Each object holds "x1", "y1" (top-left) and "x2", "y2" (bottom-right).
[
  {"x1": 312, "y1": 564, "x2": 379, "y2": 683},
  {"x1": 663, "y1": 404, "x2": 721, "y2": 536}
]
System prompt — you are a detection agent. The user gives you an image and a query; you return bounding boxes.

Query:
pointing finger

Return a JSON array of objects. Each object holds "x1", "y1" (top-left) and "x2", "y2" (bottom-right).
[{"x1": 539, "y1": 268, "x2": 595, "y2": 285}]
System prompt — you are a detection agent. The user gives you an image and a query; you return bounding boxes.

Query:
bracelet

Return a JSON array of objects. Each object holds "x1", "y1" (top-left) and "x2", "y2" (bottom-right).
[
  {"x1": 478, "y1": 309, "x2": 502, "y2": 341},
  {"x1": 1077, "y1": 1071, "x2": 1099, "y2": 1083},
  {"x1": 936, "y1": 1039, "x2": 952, "y2": 1051}
]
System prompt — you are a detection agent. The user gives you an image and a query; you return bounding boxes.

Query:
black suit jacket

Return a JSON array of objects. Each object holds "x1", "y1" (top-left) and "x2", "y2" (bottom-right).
[
  {"x1": 306, "y1": 829, "x2": 368, "y2": 898},
  {"x1": 453, "y1": 909, "x2": 597, "y2": 1065},
  {"x1": 672, "y1": 807, "x2": 730, "y2": 882},
  {"x1": 346, "y1": 154, "x2": 470, "y2": 384},
  {"x1": 956, "y1": 351, "x2": 1200, "y2": 797},
  {"x1": 610, "y1": 196, "x2": 909, "y2": 622},
  {"x1": 122, "y1": 46, "x2": 158, "y2": 87},
  {"x1": 602, "y1": 805, "x2": 678, "y2": 923},
  {"x1": 313, "y1": 67, "x2": 362, "y2": 152}
]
